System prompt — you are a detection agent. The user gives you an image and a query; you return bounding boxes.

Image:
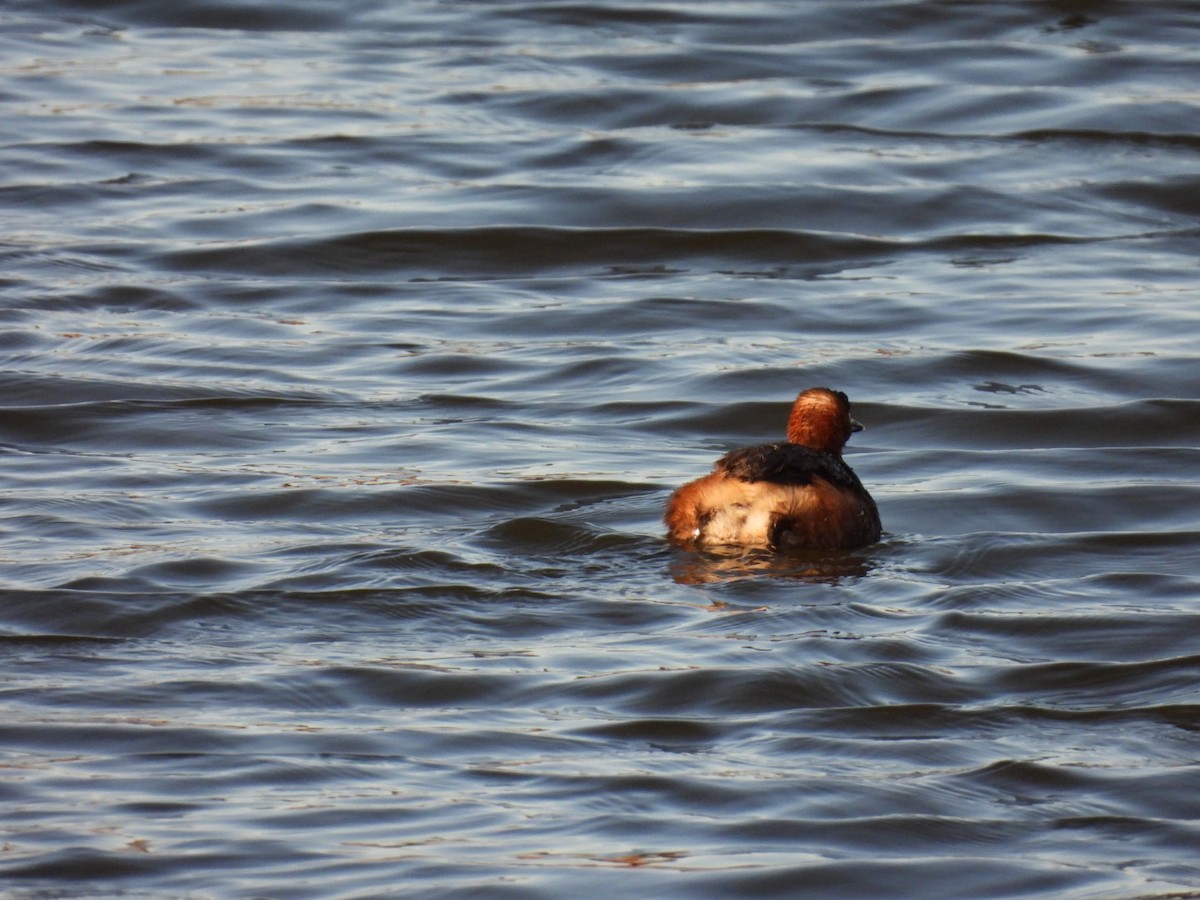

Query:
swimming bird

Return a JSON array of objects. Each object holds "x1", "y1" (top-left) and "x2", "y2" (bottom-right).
[{"x1": 665, "y1": 387, "x2": 881, "y2": 550}]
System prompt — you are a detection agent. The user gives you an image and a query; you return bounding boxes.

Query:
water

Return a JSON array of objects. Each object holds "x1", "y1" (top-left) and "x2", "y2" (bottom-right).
[{"x1": 3, "y1": 1, "x2": 1200, "y2": 896}]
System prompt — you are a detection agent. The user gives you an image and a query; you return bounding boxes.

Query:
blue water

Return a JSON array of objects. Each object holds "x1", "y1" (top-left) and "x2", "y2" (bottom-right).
[{"x1": 3, "y1": 2, "x2": 1200, "y2": 897}]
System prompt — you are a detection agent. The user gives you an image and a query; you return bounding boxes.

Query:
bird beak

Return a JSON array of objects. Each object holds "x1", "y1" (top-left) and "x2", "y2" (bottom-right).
[{"x1": 850, "y1": 417, "x2": 864, "y2": 433}]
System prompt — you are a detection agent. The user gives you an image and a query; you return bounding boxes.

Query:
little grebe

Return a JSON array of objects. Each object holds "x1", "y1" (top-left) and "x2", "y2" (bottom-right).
[{"x1": 665, "y1": 387, "x2": 881, "y2": 550}]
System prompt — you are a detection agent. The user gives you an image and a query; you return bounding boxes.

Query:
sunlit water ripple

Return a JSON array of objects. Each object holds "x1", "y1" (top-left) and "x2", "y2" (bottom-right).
[{"x1": 3, "y1": 1, "x2": 1200, "y2": 897}]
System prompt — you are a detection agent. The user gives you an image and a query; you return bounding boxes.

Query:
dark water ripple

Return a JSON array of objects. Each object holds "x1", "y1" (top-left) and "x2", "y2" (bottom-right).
[{"x1": 3, "y1": 0, "x2": 1200, "y2": 897}]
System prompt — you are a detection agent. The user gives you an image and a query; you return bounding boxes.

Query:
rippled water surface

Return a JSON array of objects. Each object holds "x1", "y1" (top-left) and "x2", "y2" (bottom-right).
[{"x1": 4, "y1": 1, "x2": 1200, "y2": 897}]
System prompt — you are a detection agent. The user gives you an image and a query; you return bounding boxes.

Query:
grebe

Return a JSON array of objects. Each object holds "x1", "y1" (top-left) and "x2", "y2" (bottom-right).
[{"x1": 665, "y1": 387, "x2": 881, "y2": 550}]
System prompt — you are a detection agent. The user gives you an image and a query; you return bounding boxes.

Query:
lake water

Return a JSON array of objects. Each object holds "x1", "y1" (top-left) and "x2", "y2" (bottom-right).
[{"x1": 3, "y1": 1, "x2": 1200, "y2": 897}]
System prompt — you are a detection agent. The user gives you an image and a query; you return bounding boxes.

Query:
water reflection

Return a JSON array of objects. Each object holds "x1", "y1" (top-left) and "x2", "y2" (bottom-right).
[
  {"x1": 6, "y1": 0, "x2": 1200, "y2": 896},
  {"x1": 668, "y1": 544, "x2": 877, "y2": 585}
]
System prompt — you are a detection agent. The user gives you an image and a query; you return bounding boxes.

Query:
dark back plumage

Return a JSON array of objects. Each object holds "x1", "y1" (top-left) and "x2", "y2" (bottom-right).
[{"x1": 716, "y1": 442, "x2": 867, "y2": 494}]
